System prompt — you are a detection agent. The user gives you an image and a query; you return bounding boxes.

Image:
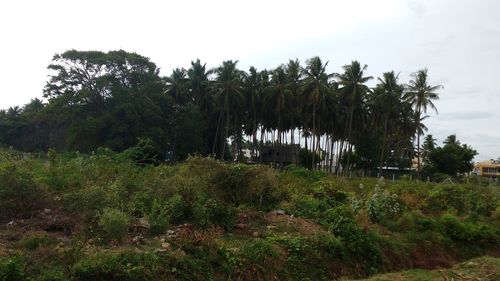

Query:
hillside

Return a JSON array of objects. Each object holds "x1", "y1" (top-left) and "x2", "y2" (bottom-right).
[{"x1": 0, "y1": 149, "x2": 498, "y2": 280}]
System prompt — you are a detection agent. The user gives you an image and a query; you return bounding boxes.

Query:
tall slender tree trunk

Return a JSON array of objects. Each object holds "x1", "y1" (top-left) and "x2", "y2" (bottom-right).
[
  {"x1": 416, "y1": 109, "x2": 421, "y2": 177},
  {"x1": 346, "y1": 87, "x2": 357, "y2": 172},
  {"x1": 221, "y1": 103, "x2": 230, "y2": 160},
  {"x1": 213, "y1": 110, "x2": 224, "y2": 157},
  {"x1": 346, "y1": 107, "x2": 354, "y2": 172},
  {"x1": 259, "y1": 125, "x2": 264, "y2": 163},
  {"x1": 315, "y1": 117, "x2": 321, "y2": 170},
  {"x1": 329, "y1": 137, "x2": 335, "y2": 173},
  {"x1": 312, "y1": 103, "x2": 316, "y2": 169},
  {"x1": 337, "y1": 140, "x2": 344, "y2": 174},
  {"x1": 378, "y1": 115, "x2": 389, "y2": 176}
]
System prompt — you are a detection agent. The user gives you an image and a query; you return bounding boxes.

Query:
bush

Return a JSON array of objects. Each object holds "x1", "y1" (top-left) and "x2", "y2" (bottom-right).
[
  {"x1": 241, "y1": 239, "x2": 278, "y2": 265},
  {"x1": 288, "y1": 195, "x2": 327, "y2": 219},
  {"x1": 0, "y1": 257, "x2": 25, "y2": 281},
  {"x1": 166, "y1": 194, "x2": 193, "y2": 224},
  {"x1": 427, "y1": 184, "x2": 467, "y2": 214},
  {"x1": 324, "y1": 206, "x2": 381, "y2": 274},
  {"x1": 99, "y1": 208, "x2": 129, "y2": 242},
  {"x1": 195, "y1": 199, "x2": 236, "y2": 231},
  {"x1": 147, "y1": 199, "x2": 169, "y2": 235},
  {"x1": 0, "y1": 163, "x2": 44, "y2": 220},
  {"x1": 311, "y1": 232, "x2": 343, "y2": 255},
  {"x1": 38, "y1": 269, "x2": 69, "y2": 281},
  {"x1": 117, "y1": 138, "x2": 162, "y2": 165},
  {"x1": 72, "y1": 252, "x2": 160, "y2": 281},
  {"x1": 21, "y1": 234, "x2": 58, "y2": 251},
  {"x1": 366, "y1": 185, "x2": 402, "y2": 223},
  {"x1": 62, "y1": 186, "x2": 121, "y2": 219},
  {"x1": 439, "y1": 214, "x2": 498, "y2": 244}
]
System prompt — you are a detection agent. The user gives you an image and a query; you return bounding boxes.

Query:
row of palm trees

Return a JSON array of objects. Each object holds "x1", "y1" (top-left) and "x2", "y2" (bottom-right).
[{"x1": 165, "y1": 57, "x2": 441, "y2": 173}]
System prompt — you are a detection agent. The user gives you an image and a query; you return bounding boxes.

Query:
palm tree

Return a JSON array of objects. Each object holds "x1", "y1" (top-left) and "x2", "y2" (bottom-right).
[
  {"x1": 336, "y1": 61, "x2": 372, "y2": 172},
  {"x1": 211, "y1": 60, "x2": 245, "y2": 159},
  {"x1": 266, "y1": 66, "x2": 291, "y2": 167},
  {"x1": 421, "y1": 134, "x2": 436, "y2": 165},
  {"x1": 243, "y1": 67, "x2": 262, "y2": 158},
  {"x1": 165, "y1": 68, "x2": 188, "y2": 104},
  {"x1": 373, "y1": 71, "x2": 404, "y2": 175},
  {"x1": 301, "y1": 57, "x2": 333, "y2": 169},
  {"x1": 404, "y1": 69, "x2": 442, "y2": 176},
  {"x1": 187, "y1": 59, "x2": 212, "y2": 110},
  {"x1": 284, "y1": 59, "x2": 302, "y2": 163}
]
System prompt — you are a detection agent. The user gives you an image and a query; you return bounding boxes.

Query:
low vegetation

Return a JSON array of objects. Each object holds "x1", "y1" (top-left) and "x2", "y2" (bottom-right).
[{"x1": 0, "y1": 149, "x2": 498, "y2": 280}]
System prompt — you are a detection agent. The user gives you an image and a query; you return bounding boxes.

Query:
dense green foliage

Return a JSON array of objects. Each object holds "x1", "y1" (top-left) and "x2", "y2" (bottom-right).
[
  {"x1": 0, "y1": 50, "x2": 448, "y2": 174},
  {"x1": 0, "y1": 150, "x2": 497, "y2": 280},
  {"x1": 422, "y1": 135, "x2": 478, "y2": 178}
]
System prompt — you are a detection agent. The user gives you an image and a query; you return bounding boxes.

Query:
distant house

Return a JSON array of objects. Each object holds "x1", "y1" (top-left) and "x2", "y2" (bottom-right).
[
  {"x1": 260, "y1": 145, "x2": 300, "y2": 166},
  {"x1": 474, "y1": 159, "x2": 500, "y2": 177}
]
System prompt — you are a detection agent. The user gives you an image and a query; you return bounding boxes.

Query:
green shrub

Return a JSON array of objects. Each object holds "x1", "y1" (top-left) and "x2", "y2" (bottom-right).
[
  {"x1": 99, "y1": 208, "x2": 129, "y2": 241},
  {"x1": 288, "y1": 195, "x2": 327, "y2": 219},
  {"x1": 21, "y1": 234, "x2": 57, "y2": 251},
  {"x1": 62, "y1": 186, "x2": 121, "y2": 219},
  {"x1": 72, "y1": 252, "x2": 160, "y2": 281},
  {"x1": 166, "y1": 194, "x2": 193, "y2": 224},
  {"x1": 285, "y1": 164, "x2": 326, "y2": 181},
  {"x1": 311, "y1": 232, "x2": 343, "y2": 255},
  {"x1": 439, "y1": 214, "x2": 498, "y2": 244},
  {"x1": 324, "y1": 206, "x2": 381, "y2": 274},
  {"x1": 195, "y1": 199, "x2": 236, "y2": 231},
  {"x1": 0, "y1": 163, "x2": 44, "y2": 220},
  {"x1": 147, "y1": 199, "x2": 169, "y2": 235},
  {"x1": 38, "y1": 269, "x2": 69, "y2": 281},
  {"x1": 427, "y1": 184, "x2": 467, "y2": 214},
  {"x1": 366, "y1": 185, "x2": 402, "y2": 223},
  {"x1": 210, "y1": 164, "x2": 282, "y2": 210},
  {"x1": 117, "y1": 138, "x2": 162, "y2": 166},
  {"x1": 241, "y1": 239, "x2": 278, "y2": 265},
  {"x1": 468, "y1": 186, "x2": 497, "y2": 218},
  {"x1": 0, "y1": 257, "x2": 25, "y2": 281}
]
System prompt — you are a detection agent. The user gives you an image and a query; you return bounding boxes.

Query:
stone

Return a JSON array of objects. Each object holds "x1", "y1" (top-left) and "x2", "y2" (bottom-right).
[
  {"x1": 252, "y1": 231, "x2": 260, "y2": 237},
  {"x1": 272, "y1": 209, "x2": 286, "y2": 215},
  {"x1": 132, "y1": 235, "x2": 144, "y2": 244},
  {"x1": 235, "y1": 223, "x2": 247, "y2": 229},
  {"x1": 138, "y1": 217, "x2": 150, "y2": 229},
  {"x1": 161, "y1": 242, "x2": 171, "y2": 249}
]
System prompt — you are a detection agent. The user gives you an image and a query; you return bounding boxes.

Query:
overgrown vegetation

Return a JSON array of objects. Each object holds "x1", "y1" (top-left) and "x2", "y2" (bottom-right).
[
  {"x1": 0, "y1": 50, "x2": 448, "y2": 175},
  {"x1": 0, "y1": 150, "x2": 498, "y2": 280}
]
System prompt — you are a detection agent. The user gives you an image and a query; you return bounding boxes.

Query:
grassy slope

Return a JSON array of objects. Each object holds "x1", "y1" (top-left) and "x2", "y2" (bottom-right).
[
  {"x1": 353, "y1": 256, "x2": 499, "y2": 281},
  {"x1": 0, "y1": 149, "x2": 499, "y2": 280}
]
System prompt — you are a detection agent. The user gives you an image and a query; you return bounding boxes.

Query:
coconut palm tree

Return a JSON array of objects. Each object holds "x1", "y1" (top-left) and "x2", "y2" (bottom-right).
[
  {"x1": 211, "y1": 60, "x2": 245, "y2": 159},
  {"x1": 301, "y1": 57, "x2": 333, "y2": 169},
  {"x1": 165, "y1": 68, "x2": 188, "y2": 104},
  {"x1": 266, "y1": 66, "x2": 291, "y2": 166},
  {"x1": 336, "y1": 61, "x2": 372, "y2": 172},
  {"x1": 373, "y1": 71, "x2": 404, "y2": 175},
  {"x1": 284, "y1": 59, "x2": 302, "y2": 162},
  {"x1": 404, "y1": 69, "x2": 442, "y2": 176},
  {"x1": 187, "y1": 59, "x2": 212, "y2": 110},
  {"x1": 243, "y1": 66, "x2": 262, "y2": 158}
]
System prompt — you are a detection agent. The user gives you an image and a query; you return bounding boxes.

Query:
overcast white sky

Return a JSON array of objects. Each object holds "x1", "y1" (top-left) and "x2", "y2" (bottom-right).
[{"x1": 0, "y1": 0, "x2": 499, "y2": 160}]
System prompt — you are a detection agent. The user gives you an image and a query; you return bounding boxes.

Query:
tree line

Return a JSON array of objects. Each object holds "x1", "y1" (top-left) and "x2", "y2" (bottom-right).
[{"x1": 0, "y1": 49, "x2": 444, "y2": 174}]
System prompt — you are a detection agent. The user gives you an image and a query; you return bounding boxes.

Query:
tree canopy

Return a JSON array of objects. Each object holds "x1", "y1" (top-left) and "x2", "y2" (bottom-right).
[{"x1": 0, "y1": 49, "x2": 447, "y2": 175}]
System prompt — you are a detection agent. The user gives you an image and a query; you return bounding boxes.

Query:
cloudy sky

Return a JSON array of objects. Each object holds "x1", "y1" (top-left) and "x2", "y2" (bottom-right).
[{"x1": 0, "y1": 0, "x2": 499, "y2": 160}]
